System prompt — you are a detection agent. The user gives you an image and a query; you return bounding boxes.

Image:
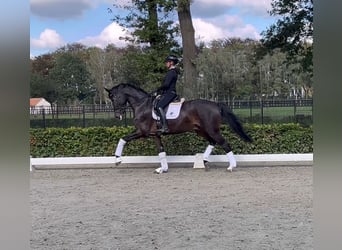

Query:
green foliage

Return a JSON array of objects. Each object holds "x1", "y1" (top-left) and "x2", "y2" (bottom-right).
[
  {"x1": 30, "y1": 45, "x2": 96, "y2": 105},
  {"x1": 116, "y1": 47, "x2": 167, "y2": 90},
  {"x1": 196, "y1": 38, "x2": 257, "y2": 100},
  {"x1": 30, "y1": 54, "x2": 58, "y2": 102},
  {"x1": 30, "y1": 124, "x2": 312, "y2": 157},
  {"x1": 30, "y1": 73, "x2": 57, "y2": 103},
  {"x1": 30, "y1": 118, "x2": 131, "y2": 128},
  {"x1": 30, "y1": 1, "x2": 314, "y2": 104},
  {"x1": 196, "y1": 39, "x2": 313, "y2": 101},
  {"x1": 107, "y1": 0, "x2": 182, "y2": 91},
  {"x1": 111, "y1": 0, "x2": 179, "y2": 51},
  {"x1": 261, "y1": 0, "x2": 313, "y2": 72},
  {"x1": 49, "y1": 53, "x2": 95, "y2": 104}
]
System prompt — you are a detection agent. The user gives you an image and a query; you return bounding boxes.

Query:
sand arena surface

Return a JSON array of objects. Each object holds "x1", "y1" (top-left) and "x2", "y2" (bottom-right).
[{"x1": 30, "y1": 166, "x2": 312, "y2": 249}]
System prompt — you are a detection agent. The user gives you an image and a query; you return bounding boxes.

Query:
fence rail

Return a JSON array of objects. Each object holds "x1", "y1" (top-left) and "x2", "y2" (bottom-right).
[{"x1": 30, "y1": 99, "x2": 313, "y2": 128}]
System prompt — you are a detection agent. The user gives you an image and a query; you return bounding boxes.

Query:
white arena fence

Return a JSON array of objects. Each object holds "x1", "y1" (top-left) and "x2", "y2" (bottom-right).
[{"x1": 30, "y1": 153, "x2": 313, "y2": 171}]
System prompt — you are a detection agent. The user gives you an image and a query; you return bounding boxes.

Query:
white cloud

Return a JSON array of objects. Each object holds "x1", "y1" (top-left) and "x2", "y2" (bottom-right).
[
  {"x1": 193, "y1": 19, "x2": 227, "y2": 43},
  {"x1": 30, "y1": 0, "x2": 94, "y2": 19},
  {"x1": 238, "y1": 0, "x2": 272, "y2": 16},
  {"x1": 221, "y1": 15, "x2": 262, "y2": 39},
  {"x1": 222, "y1": 15, "x2": 244, "y2": 29},
  {"x1": 30, "y1": 0, "x2": 271, "y2": 55},
  {"x1": 190, "y1": 0, "x2": 272, "y2": 44},
  {"x1": 78, "y1": 22, "x2": 131, "y2": 48},
  {"x1": 30, "y1": 0, "x2": 133, "y2": 20},
  {"x1": 192, "y1": 0, "x2": 272, "y2": 18},
  {"x1": 233, "y1": 24, "x2": 261, "y2": 40},
  {"x1": 193, "y1": 16, "x2": 261, "y2": 44},
  {"x1": 31, "y1": 0, "x2": 272, "y2": 20},
  {"x1": 31, "y1": 28, "x2": 65, "y2": 49},
  {"x1": 30, "y1": 22, "x2": 131, "y2": 56}
]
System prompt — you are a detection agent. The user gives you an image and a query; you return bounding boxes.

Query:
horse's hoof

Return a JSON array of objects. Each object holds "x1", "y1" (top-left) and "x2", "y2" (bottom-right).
[
  {"x1": 115, "y1": 157, "x2": 122, "y2": 165},
  {"x1": 204, "y1": 160, "x2": 210, "y2": 171},
  {"x1": 227, "y1": 166, "x2": 236, "y2": 172},
  {"x1": 154, "y1": 167, "x2": 168, "y2": 174}
]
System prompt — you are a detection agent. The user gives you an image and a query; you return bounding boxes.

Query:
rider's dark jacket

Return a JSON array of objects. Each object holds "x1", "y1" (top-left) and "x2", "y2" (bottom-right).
[
  {"x1": 157, "y1": 67, "x2": 178, "y2": 94},
  {"x1": 156, "y1": 67, "x2": 178, "y2": 109}
]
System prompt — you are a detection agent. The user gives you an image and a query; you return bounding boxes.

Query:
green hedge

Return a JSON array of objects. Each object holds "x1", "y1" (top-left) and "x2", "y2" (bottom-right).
[
  {"x1": 30, "y1": 124, "x2": 313, "y2": 157},
  {"x1": 30, "y1": 118, "x2": 132, "y2": 128}
]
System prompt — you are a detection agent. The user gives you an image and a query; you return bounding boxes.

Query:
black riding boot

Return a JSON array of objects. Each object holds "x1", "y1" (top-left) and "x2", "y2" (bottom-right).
[{"x1": 157, "y1": 107, "x2": 169, "y2": 133}]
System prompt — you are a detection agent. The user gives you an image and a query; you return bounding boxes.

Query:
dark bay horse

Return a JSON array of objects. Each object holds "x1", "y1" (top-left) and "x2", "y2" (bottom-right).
[{"x1": 105, "y1": 83, "x2": 252, "y2": 173}]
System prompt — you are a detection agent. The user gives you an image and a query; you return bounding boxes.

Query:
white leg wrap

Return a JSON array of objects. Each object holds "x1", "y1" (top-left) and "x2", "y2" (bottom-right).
[
  {"x1": 159, "y1": 152, "x2": 168, "y2": 172},
  {"x1": 114, "y1": 138, "x2": 126, "y2": 157},
  {"x1": 154, "y1": 152, "x2": 168, "y2": 173},
  {"x1": 227, "y1": 151, "x2": 237, "y2": 171},
  {"x1": 114, "y1": 139, "x2": 126, "y2": 165},
  {"x1": 203, "y1": 145, "x2": 214, "y2": 161}
]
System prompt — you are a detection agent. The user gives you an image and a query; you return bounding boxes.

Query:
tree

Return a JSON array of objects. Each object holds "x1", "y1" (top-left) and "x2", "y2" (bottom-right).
[
  {"x1": 30, "y1": 72, "x2": 57, "y2": 103},
  {"x1": 111, "y1": 0, "x2": 199, "y2": 98},
  {"x1": 86, "y1": 47, "x2": 108, "y2": 104},
  {"x1": 256, "y1": 50, "x2": 288, "y2": 99},
  {"x1": 103, "y1": 44, "x2": 125, "y2": 86},
  {"x1": 111, "y1": 0, "x2": 179, "y2": 51},
  {"x1": 49, "y1": 53, "x2": 94, "y2": 105},
  {"x1": 196, "y1": 38, "x2": 260, "y2": 102},
  {"x1": 30, "y1": 54, "x2": 58, "y2": 102},
  {"x1": 261, "y1": 0, "x2": 313, "y2": 72},
  {"x1": 55, "y1": 43, "x2": 88, "y2": 56},
  {"x1": 177, "y1": 0, "x2": 197, "y2": 99},
  {"x1": 110, "y1": 0, "x2": 181, "y2": 91},
  {"x1": 31, "y1": 54, "x2": 54, "y2": 76}
]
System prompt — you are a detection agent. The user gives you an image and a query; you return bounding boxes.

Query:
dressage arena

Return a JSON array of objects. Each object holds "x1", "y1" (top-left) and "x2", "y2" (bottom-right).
[{"x1": 30, "y1": 163, "x2": 312, "y2": 249}]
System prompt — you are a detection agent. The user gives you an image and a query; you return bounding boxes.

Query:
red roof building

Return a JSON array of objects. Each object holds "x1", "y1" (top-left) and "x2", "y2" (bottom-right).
[{"x1": 30, "y1": 98, "x2": 51, "y2": 114}]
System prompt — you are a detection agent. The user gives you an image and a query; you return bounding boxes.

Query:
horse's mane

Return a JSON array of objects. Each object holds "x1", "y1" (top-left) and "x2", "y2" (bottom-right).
[{"x1": 120, "y1": 83, "x2": 149, "y2": 96}]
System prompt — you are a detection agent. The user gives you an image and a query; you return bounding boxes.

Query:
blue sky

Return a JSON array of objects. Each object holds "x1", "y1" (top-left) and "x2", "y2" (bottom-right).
[{"x1": 30, "y1": 0, "x2": 278, "y2": 58}]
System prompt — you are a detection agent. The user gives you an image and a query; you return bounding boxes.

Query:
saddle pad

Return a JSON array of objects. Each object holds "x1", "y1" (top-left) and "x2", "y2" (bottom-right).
[{"x1": 152, "y1": 98, "x2": 185, "y2": 120}]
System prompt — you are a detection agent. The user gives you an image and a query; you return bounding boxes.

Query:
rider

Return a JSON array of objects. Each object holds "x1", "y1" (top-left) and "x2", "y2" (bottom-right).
[{"x1": 154, "y1": 55, "x2": 179, "y2": 133}]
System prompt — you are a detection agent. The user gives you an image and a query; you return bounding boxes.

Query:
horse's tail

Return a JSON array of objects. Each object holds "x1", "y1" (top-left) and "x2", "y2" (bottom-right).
[{"x1": 218, "y1": 103, "x2": 253, "y2": 143}]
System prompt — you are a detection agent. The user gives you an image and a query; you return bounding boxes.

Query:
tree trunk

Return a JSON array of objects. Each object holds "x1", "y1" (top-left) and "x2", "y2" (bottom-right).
[
  {"x1": 177, "y1": 0, "x2": 197, "y2": 99},
  {"x1": 147, "y1": 0, "x2": 159, "y2": 49}
]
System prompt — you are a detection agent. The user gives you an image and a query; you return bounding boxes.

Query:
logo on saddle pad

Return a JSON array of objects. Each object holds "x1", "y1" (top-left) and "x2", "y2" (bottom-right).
[{"x1": 152, "y1": 98, "x2": 185, "y2": 120}]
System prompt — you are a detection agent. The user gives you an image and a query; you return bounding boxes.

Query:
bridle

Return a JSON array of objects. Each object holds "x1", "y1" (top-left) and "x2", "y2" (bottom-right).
[{"x1": 109, "y1": 90, "x2": 127, "y2": 120}]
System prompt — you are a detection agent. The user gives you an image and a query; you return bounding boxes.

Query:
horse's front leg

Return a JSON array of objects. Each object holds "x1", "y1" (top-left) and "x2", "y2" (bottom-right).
[
  {"x1": 114, "y1": 132, "x2": 142, "y2": 165},
  {"x1": 153, "y1": 135, "x2": 168, "y2": 174}
]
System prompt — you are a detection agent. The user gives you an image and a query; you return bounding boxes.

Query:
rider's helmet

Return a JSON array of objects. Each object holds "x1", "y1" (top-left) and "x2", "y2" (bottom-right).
[{"x1": 164, "y1": 55, "x2": 179, "y2": 65}]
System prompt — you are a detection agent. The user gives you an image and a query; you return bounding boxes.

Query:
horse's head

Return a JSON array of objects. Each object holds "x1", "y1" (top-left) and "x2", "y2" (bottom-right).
[{"x1": 105, "y1": 85, "x2": 127, "y2": 120}]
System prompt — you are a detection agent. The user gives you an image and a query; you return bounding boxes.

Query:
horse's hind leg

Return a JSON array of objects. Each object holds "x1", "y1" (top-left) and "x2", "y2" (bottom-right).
[
  {"x1": 203, "y1": 145, "x2": 214, "y2": 170},
  {"x1": 196, "y1": 131, "x2": 216, "y2": 170},
  {"x1": 207, "y1": 131, "x2": 237, "y2": 171}
]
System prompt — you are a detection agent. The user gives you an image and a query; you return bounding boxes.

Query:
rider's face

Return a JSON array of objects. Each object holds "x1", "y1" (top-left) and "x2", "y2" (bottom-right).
[{"x1": 165, "y1": 61, "x2": 172, "y2": 69}]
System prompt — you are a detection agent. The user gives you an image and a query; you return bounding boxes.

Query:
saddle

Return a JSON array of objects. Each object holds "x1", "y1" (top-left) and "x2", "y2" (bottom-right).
[{"x1": 152, "y1": 96, "x2": 185, "y2": 120}]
